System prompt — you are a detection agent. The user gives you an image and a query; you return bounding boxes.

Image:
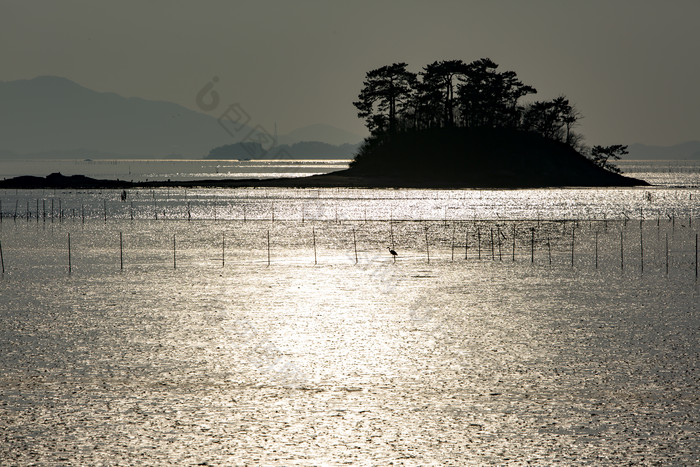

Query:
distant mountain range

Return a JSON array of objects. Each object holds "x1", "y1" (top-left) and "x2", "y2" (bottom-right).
[
  {"x1": 0, "y1": 76, "x2": 363, "y2": 159},
  {"x1": 627, "y1": 141, "x2": 700, "y2": 160},
  {"x1": 275, "y1": 123, "x2": 363, "y2": 146},
  {"x1": 0, "y1": 76, "x2": 236, "y2": 157},
  {"x1": 206, "y1": 141, "x2": 360, "y2": 159}
]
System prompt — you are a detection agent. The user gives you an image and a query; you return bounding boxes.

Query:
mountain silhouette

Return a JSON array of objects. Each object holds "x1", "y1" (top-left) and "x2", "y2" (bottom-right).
[
  {"x1": 276, "y1": 123, "x2": 364, "y2": 146},
  {"x1": 206, "y1": 141, "x2": 359, "y2": 159},
  {"x1": 627, "y1": 141, "x2": 700, "y2": 160},
  {"x1": 0, "y1": 76, "x2": 248, "y2": 157}
]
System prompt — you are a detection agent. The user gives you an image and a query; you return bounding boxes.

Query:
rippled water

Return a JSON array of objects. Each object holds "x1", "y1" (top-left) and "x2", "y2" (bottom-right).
[
  {"x1": 0, "y1": 158, "x2": 350, "y2": 181},
  {"x1": 1, "y1": 165, "x2": 699, "y2": 464},
  {"x1": 618, "y1": 160, "x2": 700, "y2": 187}
]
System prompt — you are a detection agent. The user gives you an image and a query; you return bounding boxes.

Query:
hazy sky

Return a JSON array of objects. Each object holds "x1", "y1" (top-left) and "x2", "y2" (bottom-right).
[{"x1": 2, "y1": 0, "x2": 698, "y2": 146}]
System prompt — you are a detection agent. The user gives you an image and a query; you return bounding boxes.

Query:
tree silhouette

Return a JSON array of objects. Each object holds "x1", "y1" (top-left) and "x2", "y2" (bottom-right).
[
  {"x1": 353, "y1": 63, "x2": 417, "y2": 135},
  {"x1": 352, "y1": 58, "x2": 625, "y2": 173},
  {"x1": 590, "y1": 144, "x2": 627, "y2": 173},
  {"x1": 522, "y1": 96, "x2": 580, "y2": 144},
  {"x1": 457, "y1": 59, "x2": 537, "y2": 128},
  {"x1": 354, "y1": 58, "x2": 539, "y2": 135},
  {"x1": 421, "y1": 60, "x2": 470, "y2": 127},
  {"x1": 413, "y1": 79, "x2": 443, "y2": 130}
]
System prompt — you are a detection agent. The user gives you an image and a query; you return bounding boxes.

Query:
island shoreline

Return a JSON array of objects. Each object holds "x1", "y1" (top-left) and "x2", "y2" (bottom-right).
[{"x1": 0, "y1": 169, "x2": 650, "y2": 190}]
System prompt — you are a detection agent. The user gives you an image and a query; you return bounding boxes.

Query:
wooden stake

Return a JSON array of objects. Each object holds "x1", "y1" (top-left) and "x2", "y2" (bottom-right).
[
  {"x1": 640, "y1": 221, "x2": 644, "y2": 273},
  {"x1": 312, "y1": 227, "x2": 317, "y2": 265},
  {"x1": 497, "y1": 226, "x2": 502, "y2": 261},
  {"x1": 531, "y1": 228, "x2": 535, "y2": 263},
  {"x1": 620, "y1": 230, "x2": 624, "y2": 271},
  {"x1": 0, "y1": 239, "x2": 4, "y2": 274},
  {"x1": 665, "y1": 233, "x2": 669, "y2": 275},
  {"x1": 353, "y1": 228, "x2": 358, "y2": 264},
  {"x1": 464, "y1": 226, "x2": 468, "y2": 260},
  {"x1": 477, "y1": 227, "x2": 481, "y2": 260},
  {"x1": 119, "y1": 232, "x2": 124, "y2": 270},
  {"x1": 547, "y1": 235, "x2": 551, "y2": 265},
  {"x1": 595, "y1": 230, "x2": 598, "y2": 269},
  {"x1": 571, "y1": 226, "x2": 575, "y2": 267},
  {"x1": 390, "y1": 220, "x2": 395, "y2": 251},
  {"x1": 424, "y1": 226, "x2": 430, "y2": 264},
  {"x1": 68, "y1": 233, "x2": 72, "y2": 274},
  {"x1": 103, "y1": 199, "x2": 107, "y2": 223},
  {"x1": 267, "y1": 229, "x2": 271, "y2": 266},
  {"x1": 512, "y1": 225, "x2": 515, "y2": 262}
]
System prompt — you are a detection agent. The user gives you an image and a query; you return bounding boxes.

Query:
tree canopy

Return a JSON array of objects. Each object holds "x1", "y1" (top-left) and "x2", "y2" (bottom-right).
[
  {"x1": 354, "y1": 58, "x2": 542, "y2": 136},
  {"x1": 590, "y1": 144, "x2": 627, "y2": 173},
  {"x1": 352, "y1": 63, "x2": 417, "y2": 135}
]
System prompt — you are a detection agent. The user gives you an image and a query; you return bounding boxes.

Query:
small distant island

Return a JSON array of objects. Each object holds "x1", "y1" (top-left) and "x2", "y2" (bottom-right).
[{"x1": 0, "y1": 58, "x2": 648, "y2": 189}]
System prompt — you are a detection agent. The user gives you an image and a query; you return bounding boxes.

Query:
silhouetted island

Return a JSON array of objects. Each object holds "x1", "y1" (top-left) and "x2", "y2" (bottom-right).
[
  {"x1": 0, "y1": 58, "x2": 649, "y2": 189},
  {"x1": 341, "y1": 127, "x2": 647, "y2": 187},
  {"x1": 338, "y1": 58, "x2": 647, "y2": 188}
]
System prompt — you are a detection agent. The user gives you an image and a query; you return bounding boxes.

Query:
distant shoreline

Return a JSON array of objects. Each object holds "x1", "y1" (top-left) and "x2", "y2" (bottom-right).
[{"x1": 0, "y1": 169, "x2": 649, "y2": 190}]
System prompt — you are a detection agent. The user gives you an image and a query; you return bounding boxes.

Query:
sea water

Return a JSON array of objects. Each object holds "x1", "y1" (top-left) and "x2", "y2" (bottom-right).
[
  {"x1": 0, "y1": 161, "x2": 698, "y2": 464},
  {"x1": 0, "y1": 158, "x2": 350, "y2": 182}
]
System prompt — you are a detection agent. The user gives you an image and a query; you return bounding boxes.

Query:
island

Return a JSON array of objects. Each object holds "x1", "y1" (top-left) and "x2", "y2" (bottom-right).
[{"x1": 0, "y1": 58, "x2": 649, "y2": 189}]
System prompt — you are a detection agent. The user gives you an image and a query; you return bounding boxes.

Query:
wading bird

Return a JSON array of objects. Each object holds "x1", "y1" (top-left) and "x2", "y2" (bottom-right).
[{"x1": 388, "y1": 247, "x2": 398, "y2": 257}]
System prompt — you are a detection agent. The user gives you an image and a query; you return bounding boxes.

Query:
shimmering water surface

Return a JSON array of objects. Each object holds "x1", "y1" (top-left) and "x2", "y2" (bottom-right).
[
  {"x1": 1, "y1": 158, "x2": 698, "y2": 186},
  {"x1": 1, "y1": 162, "x2": 699, "y2": 464},
  {"x1": 0, "y1": 159, "x2": 350, "y2": 181}
]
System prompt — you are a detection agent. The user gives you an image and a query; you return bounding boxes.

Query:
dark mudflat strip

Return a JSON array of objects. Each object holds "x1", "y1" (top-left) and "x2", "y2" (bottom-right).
[{"x1": 0, "y1": 169, "x2": 648, "y2": 190}]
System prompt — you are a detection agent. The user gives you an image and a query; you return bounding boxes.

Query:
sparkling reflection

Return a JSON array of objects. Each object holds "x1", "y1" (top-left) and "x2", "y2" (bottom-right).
[{"x1": 0, "y1": 187, "x2": 698, "y2": 464}]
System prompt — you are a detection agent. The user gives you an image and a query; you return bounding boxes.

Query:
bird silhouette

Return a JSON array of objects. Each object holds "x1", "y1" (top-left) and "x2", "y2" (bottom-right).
[{"x1": 388, "y1": 247, "x2": 398, "y2": 257}]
